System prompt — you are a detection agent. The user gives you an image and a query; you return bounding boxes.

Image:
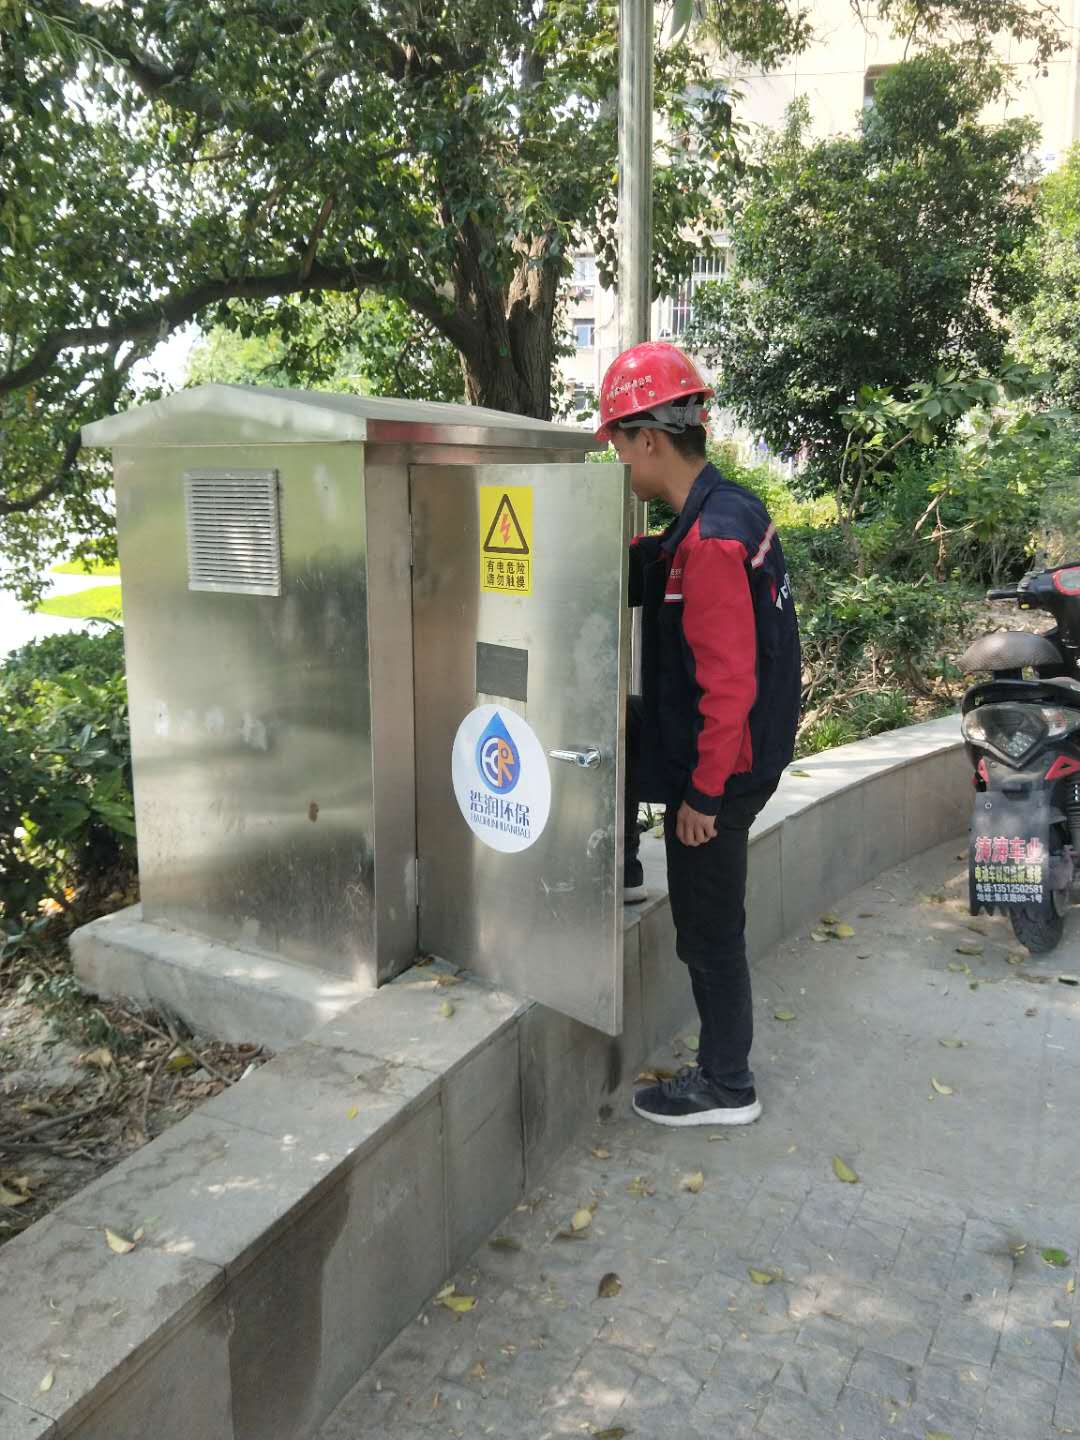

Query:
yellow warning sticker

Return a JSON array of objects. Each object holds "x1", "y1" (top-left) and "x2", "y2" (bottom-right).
[{"x1": 480, "y1": 485, "x2": 532, "y2": 595}]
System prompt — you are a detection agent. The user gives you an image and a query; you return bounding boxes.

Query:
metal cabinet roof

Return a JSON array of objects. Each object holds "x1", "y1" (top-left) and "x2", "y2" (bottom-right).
[{"x1": 82, "y1": 384, "x2": 602, "y2": 452}]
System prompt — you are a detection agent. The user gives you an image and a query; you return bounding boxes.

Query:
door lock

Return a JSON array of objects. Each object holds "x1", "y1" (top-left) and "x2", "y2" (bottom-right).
[{"x1": 548, "y1": 747, "x2": 602, "y2": 769}]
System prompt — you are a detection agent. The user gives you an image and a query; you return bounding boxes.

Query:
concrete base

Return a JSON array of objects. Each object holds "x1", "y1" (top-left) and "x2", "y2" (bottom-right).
[
  {"x1": 70, "y1": 905, "x2": 371, "y2": 1050},
  {"x1": 0, "y1": 715, "x2": 972, "y2": 1440}
]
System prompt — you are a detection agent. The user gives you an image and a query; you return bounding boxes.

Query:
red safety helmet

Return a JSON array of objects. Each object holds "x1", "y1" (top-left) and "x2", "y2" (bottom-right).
[{"x1": 596, "y1": 341, "x2": 713, "y2": 440}]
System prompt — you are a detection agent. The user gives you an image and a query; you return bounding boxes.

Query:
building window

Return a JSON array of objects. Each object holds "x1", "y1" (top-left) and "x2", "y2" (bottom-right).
[
  {"x1": 571, "y1": 383, "x2": 592, "y2": 414},
  {"x1": 571, "y1": 255, "x2": 597, "y2": 297},
  {"x1": 667, "y1": 254, "x2": 726, "y2": 338},
  {"x1": 573, "y1": 317, "x2": 596, "y2": 349},
  {"x1": 863, "y1": 65, "x2": 892, "y2": 109}
]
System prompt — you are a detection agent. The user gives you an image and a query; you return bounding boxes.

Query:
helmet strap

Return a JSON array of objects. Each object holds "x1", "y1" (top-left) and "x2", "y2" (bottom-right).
[{"x1": 615, "y1": 399, "x2": 709, "y2": 435}]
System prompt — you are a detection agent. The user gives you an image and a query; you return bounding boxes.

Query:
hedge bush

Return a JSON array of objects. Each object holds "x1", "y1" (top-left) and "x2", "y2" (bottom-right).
[{"x1": 0, "y1": 629, "x2": 134, "y2": 953}]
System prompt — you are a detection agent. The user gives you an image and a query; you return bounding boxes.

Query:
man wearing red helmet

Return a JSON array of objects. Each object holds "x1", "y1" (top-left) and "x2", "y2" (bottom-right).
[{"x1": 599, "y1": 341, "x2": 801, "y2": 1127}]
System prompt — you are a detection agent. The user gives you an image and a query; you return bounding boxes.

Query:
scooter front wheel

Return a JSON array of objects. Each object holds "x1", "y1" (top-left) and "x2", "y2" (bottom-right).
[{"x1": 1010, "y1": 888, "x2": 1068, "y2": 954}]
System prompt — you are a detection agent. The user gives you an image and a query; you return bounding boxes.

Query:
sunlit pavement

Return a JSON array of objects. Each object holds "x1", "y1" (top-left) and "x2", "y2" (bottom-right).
[{"x1": 319, "y1": 837, "x2": 1080, "y2": 1440}]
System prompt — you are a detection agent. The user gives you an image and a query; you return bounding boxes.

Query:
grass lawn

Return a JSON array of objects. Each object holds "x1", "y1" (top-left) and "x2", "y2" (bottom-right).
[
  {"x1": 38, "y1": 584, "x2": 123, "y2": 622},
  {"x1": 51, "y1": 559, "x2": 121, "y2": 577}
]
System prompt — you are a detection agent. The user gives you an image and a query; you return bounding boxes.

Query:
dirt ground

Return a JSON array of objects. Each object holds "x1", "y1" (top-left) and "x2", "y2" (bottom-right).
[{"x1": 0, "y1": 940, "x2": 270, "y2": 1247}]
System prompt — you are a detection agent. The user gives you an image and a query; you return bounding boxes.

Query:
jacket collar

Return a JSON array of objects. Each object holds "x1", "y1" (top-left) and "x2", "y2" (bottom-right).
[{"x1": 661, "y1": 463, "x2": 722, "y2": 555}]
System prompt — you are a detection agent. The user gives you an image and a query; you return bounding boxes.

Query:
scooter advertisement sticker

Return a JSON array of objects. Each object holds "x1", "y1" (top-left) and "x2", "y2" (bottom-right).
[
  {"x1": 451, "y1": 704, "x2": 551, "y2": 854},
  {"x1": 970, "y1": 792, "x2": 1049, "y2": 908}
]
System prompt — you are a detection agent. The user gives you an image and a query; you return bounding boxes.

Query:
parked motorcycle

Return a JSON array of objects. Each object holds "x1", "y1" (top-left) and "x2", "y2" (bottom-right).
[{"x1": 961, "y1": 562, "x2": 1080, "y2": 953}]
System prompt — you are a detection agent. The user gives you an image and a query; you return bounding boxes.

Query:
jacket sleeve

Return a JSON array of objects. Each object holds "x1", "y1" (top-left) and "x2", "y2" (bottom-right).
[{"x1": 680, "y1": 537, "x2": 758, "y2": 814}]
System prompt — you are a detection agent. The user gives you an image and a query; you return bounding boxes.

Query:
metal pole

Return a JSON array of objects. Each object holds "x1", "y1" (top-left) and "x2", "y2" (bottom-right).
[
  {"x1": 618, "y1": 0, "x2": 653, "y2": 692},
  {"x1": 618, "y1": 0, "x2": 654, "y2": 352}
]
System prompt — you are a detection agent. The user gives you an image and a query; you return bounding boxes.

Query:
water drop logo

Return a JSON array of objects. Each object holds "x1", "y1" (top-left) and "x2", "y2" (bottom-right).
[{"x1": 476, "y1": 711, "x2": 521, "y2": 795}]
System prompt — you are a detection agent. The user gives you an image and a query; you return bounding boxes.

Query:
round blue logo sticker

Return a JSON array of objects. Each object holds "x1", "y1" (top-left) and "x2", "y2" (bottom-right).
[{"x1": 476, "y1": 711, "x2": 521, "y2": 795}]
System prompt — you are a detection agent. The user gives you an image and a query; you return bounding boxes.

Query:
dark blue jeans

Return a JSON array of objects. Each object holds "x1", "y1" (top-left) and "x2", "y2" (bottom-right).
[{"x1": 626, "y1": 696, "x2": 776, "y2": 1091}]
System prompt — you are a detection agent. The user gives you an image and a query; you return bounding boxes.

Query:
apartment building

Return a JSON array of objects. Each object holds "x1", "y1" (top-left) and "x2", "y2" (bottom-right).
[{"x1": 561, "y1": 0, "x2": 1080, "y2": 419}]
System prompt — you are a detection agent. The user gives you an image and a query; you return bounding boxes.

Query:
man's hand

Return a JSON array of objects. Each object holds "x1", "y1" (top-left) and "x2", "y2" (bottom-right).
[{"x1": 675, "y1": 801, "x2": 717, "y2": 847}]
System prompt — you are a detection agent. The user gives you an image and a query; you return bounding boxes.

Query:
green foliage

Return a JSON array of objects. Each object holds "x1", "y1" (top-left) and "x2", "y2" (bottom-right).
[
  {"x1": 0, "y1": 631, "x2": 134, "y2": 943},
  {"x1": 852, "y1": 0, "x2": 1071, "y2": 66},
  {"x1": 1013, "y1": 147, "x2": 1080, "y2": 412},
  {"x1": 1, "y1": 0, "x2": 810, "y2": 595},
  {"x1": 688, "y1": 53, "x2": 1040, "y2": 485},
  {"x1": 187, "y1": 293, "x2": 466, "y2": 403}
]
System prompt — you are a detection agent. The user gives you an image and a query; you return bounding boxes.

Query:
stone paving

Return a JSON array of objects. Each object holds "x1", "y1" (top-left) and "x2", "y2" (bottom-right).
[{"x1": 319, "y1": 839, "x2": 1080, "y2": 1440}]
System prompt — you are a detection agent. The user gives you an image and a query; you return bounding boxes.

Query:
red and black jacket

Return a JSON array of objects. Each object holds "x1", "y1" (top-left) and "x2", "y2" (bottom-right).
[{"x1": 629, "y1": 463, "x2": 801, "y2": 814}]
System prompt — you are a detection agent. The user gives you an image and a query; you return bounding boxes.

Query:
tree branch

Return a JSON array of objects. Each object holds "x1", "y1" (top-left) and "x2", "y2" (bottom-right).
[
  {"x1": 1, "y1": 260, "x2": 384, "y2": 398},
  {"x1": 0, "y1": 428, "x2": 82, "y2": 518}
]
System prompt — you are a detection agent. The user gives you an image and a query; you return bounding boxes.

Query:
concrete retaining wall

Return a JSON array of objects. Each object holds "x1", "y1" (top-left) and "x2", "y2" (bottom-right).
[{"x1": 0, "y1": 716, "x2": 969, "y2": 1440}]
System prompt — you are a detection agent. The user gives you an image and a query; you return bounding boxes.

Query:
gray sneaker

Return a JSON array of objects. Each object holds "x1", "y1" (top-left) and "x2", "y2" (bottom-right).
[{"x1": 632, "y1": 1066, "x2": 762, "y2": 1127}]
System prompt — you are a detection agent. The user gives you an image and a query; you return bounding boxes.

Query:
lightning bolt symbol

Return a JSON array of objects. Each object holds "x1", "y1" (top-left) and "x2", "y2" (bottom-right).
[{"x1": 500, "y1": 511, "x2": 511, "y2": 544}]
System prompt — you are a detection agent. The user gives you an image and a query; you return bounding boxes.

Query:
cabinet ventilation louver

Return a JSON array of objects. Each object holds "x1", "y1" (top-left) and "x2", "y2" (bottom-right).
[{"x1": 184, "y1": 469, "x2": 282, "y2": 596}]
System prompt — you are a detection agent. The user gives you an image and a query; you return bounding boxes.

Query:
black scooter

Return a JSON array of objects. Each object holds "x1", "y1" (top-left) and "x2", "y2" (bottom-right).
[{"x1": 961, "y1": 563, "x2": 1080, "y2": 953}]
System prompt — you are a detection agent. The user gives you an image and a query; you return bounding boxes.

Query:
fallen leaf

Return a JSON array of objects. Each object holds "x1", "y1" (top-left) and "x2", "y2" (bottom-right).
[
  {"x1": 939, "y1": 1038, "x2": 965, "y2": 1048},
  {"x1": 439, "y1": 1001, "x2": 455, "y2": 1019},
  {"x1": 857, "y1": 911, "x2": 876, "y2": 918},
  {"x1": 969, "y1": 981, "x2": 980, "y2": 991},
  {"x1": 105, "y1": 1227, "x2": 135, "y2": 1254},
  {"x1": 0, "y1": 1184, "x2": 29, "y2": 1207},
  {"x1": 947, "y1": 961, "x2": 970, "y2": 974},
  {"x1": 165, "y1": 1049, "x2": 196, "y2": 1073},
  {"x1": 955, "y1": 942, "x2": 984, "y2": 957},
  {"x1": 434, "y1": 973, "x2": 463, "y2": 987},
  {"x1": 788, "y1": 768, "x2": 812, "y2": 778},
  {"x1": 489, "y1": 1236, "x2": 521, "y2": 1252},
  {"x1": 925, "y1": 1431, "x2": 954, "y2": 1440},
  {"x1": 435, "y1": 1282, "x2": 455, "y2": 1300},
  {"x1": 440, "y1": 1293, "x2": 477, "y2": 1314},
  {"x1": 570, "y1": 1207, "x2": 593, "y2": 1232},
  {"x1": 346, "y1": 1106, "x2": 359, "y2": 1120},
  {"x1": 1075, "y1": 1340, "x2": 1080, "y2": 1365},
  {"x1": 590, "y1": 1147, "x2": 611, "y2": 1160},
  {"x1": 833, "y1": 924, "x2": 856, "y2": 939},
  {"x1": 774, "y1": 1010, "x2": 796, "y2": 1022},
  {"x1": 1059, "y1": 976, "x2": 1079, "y2": 987},
  {"x1": 592, "y1": 1429, "x2": 628, "y2": 1440},
  {"x1": 832, "y1": 1156, "x2": 859, "y2": 1184},
  {"x1": 627, "y1": 1177, "x2": 655, "y2": 1197},
  {"x1": 39, "y1": 1371, "x2": 54, "y2": 1394},
  {"x1": 1010, "y1": 1242, "x2": 1028, "y2": 1259},
  {"x1": 820, "y1": 913, "x2": 839, "y2": 926},
  {"x1": 931, "y1": 1078, "x2": 954, "y2": 1096},
  {"x1": 1068, "y1": 1278, "x2": 1076, "y2": 1295},
  {"x1": 1026, "y1": 1007, "x2": 1038, "y2": 1017},
  {"x1": 748, "y1": 1267, "x2": 777, "y2": 1285},
  {"x1": 684, "y1": 1035, "x2": 700, "y2": 1052},
  {"x1": 1007, "y1": 951, "x2": 1026, "y2": 966},
  {"x1": 468, "y1": 1360, "x2": 487, "y2": 1380},
  {"x1": 1042, "y1": 1248, "x2": 1071, "y2": 1268},
  {"x1": 1053, "y1": 1320, "x2": 1071, "y2": 1329},
  {"x1": 132, "y1": 1227, "x2": 145, "y2": 1242},
  {"x1": 810, "y1": 930, "x2": 830, "y2": 943},
  {"x1": 82, "y1": 1046, "x2": 114, "y2": 1070},
  {"x1": 681, "y1": 1171, "x2": 705, "y2": 1194},
  {"x1": 598, "y1": 1272, "x2": 622, "y2": 1298}
]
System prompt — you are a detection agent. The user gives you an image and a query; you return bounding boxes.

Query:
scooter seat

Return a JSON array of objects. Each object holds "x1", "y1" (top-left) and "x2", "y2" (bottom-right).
[{"x1": 961, "y1": 630, "x2": 1063, "y2": 674}]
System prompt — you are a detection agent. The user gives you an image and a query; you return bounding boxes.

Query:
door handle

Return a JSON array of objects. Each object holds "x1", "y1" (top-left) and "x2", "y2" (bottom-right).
[{"x1": 549, "y1": 747, "x2": 602, "y2": 770}]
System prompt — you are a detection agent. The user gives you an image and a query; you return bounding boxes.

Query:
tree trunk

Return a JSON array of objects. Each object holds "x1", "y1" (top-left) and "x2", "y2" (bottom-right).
[{"x1": 454, "y1": 234, "x2": 560, "y2": 420}]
